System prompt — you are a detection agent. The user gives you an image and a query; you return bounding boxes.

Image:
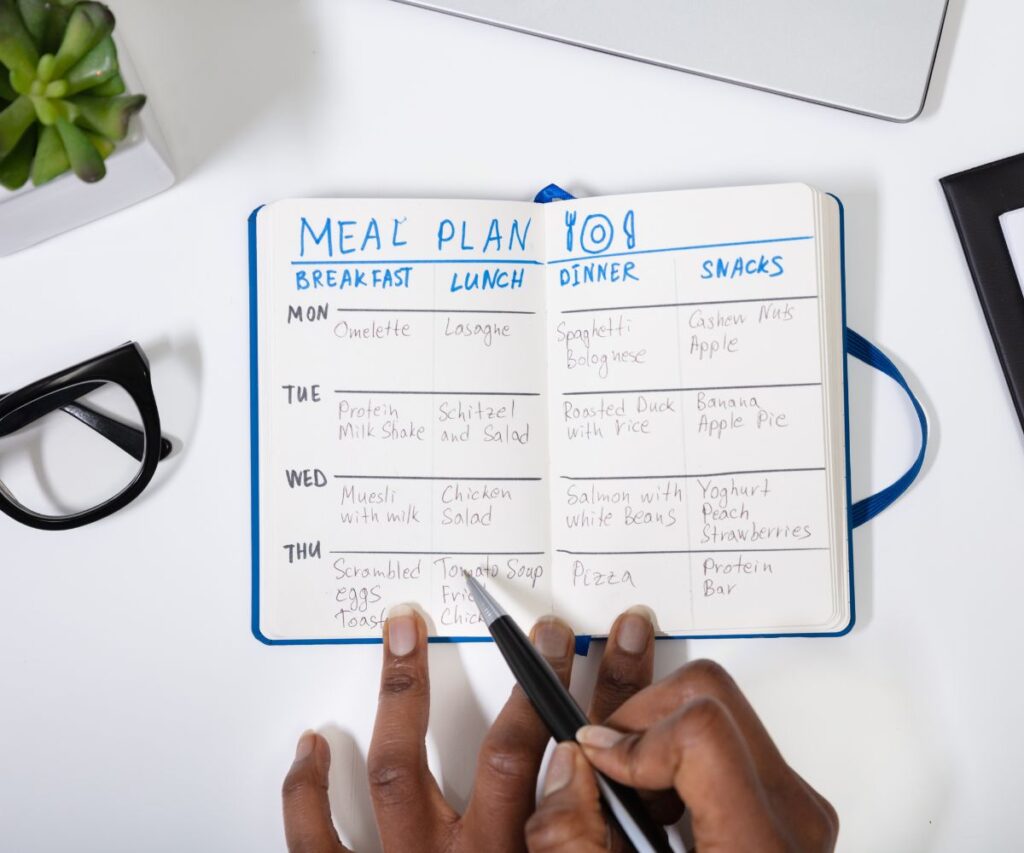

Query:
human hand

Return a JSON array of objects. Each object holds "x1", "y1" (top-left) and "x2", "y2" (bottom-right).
[
  {"x1": 281, "y1": 604, "x2": 658, "y2": 852},
  {"x1": 526, "y1": 659, "x2": 838, "y2": 852}
]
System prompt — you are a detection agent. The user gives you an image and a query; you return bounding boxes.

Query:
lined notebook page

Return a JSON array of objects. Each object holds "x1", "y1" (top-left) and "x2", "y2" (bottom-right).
[
  {"x1": 543, "y1": 185, "x2": 840, "y2": 635},
  {"x1": 256, "y1": 199, "x2": 552, "y2": 639},
  {"x1": 254, "y1": 186, "x2": 848, "y2": 642}
]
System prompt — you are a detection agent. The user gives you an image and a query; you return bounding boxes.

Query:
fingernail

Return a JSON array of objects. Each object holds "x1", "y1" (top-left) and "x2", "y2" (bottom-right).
[
  {"x1": 543, "y1": 742, "x2": 576, "y2": 795},
  {"x1": 532, "y1": 616, "x2": 572, "y2": 659},
  {"x1": 616, "y1": 606, "x2": 653, "y2": 654},
  {"x1": 294, "y1": 729, "x2": 316, "y2": 761},
  {"x1": 577, "y1": 725, "x2": 625, "y2": 749},
  {"x1": 387, "y1": 604, "x2": 419, "y2": 657}
]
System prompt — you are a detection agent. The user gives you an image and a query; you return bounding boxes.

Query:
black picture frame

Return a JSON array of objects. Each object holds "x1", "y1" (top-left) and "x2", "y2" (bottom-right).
[
  {"x1": 0, "y1": 342, "x2": 170, "y2": 531},
  {"x1": 942, "y1": 154, "x2": 1024, "y2": 433}
]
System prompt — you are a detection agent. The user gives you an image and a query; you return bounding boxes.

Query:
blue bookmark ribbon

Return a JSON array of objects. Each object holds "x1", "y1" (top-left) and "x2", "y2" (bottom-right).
[{"x1": 534, "y1": 183, "x2": 576, "y2": 204}]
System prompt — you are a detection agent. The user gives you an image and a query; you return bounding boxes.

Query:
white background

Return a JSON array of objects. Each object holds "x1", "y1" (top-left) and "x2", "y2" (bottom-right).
[{"x1": 2, "y1": 1, "x2": 1022, "y2": 850}]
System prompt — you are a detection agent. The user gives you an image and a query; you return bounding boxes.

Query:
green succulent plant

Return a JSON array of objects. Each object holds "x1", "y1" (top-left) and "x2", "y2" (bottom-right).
[{"x1": 0, "y1": 0, "x2": 145, "y2": 190}]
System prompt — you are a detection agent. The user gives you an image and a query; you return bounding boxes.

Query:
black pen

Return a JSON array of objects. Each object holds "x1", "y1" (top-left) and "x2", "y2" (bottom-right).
[{"x1": 464, "y1": 572, "x2": 672, "y2": 853}]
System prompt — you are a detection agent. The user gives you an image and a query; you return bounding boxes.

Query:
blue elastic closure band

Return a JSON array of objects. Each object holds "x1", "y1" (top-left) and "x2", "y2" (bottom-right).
[{"x1": 845, "y1": 328, "x2": 928, "y2": 527}]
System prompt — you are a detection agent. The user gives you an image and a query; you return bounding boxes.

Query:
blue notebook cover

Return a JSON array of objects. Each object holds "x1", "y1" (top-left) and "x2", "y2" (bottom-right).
[{"x1": 248, "y1": 187, "x2": 863, "y2": 647}]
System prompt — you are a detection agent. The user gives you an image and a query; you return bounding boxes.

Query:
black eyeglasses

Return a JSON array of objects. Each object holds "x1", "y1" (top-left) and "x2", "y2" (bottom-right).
[{"x1": 0, "y1": 342, "x2": 173, "y2": 531}]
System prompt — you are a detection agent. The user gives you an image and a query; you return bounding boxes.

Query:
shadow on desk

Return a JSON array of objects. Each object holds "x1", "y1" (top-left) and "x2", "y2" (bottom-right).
[
  {"x1": 918, "y1": 0, "x2": 966, "y2": 123},
  {"x1": 115, "y1": 0, "x2": 321, "y2": 179},
  {"x1": 132, "y1": 333, "x2": 204, "y2": 504},
  {"x1": 323, "y1": 724, "x2": 376, "y2": 850}
]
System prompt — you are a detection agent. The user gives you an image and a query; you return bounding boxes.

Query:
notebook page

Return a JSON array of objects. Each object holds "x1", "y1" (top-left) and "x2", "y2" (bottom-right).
[
  {"x1": 255, "y1": 199, "x2": 550, "y2": 640},
  {"x1": 543, "y1": 185, "x2": 839, "y2": 636}
]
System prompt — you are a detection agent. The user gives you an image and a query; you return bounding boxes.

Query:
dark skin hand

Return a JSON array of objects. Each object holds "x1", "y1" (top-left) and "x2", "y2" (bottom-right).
[
  {"x1": 527, "y1": 661, "x2": 839, "y2": 852},
  {"x1": 282, "y1": 605, "x2": 837, "y2": 852}
]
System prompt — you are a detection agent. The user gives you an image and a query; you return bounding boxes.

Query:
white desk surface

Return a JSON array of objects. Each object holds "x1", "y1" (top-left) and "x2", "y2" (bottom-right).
[{"x1": 2, "y1": 1, "x2": 1022, "y2": 850}]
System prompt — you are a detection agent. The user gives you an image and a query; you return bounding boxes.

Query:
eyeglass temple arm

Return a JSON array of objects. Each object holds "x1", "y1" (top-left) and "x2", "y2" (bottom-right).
[
  {"x1": 0, "y1": 386, "x2": 173, "y2": 462},
  {"x1": 61, "y1": 402, "x2": 173, "y2": 462}
]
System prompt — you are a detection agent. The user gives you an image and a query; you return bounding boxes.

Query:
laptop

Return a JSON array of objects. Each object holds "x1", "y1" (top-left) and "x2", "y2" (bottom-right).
[{"x1": 392, "y1": 0, "x2": 950, "y2": 122}]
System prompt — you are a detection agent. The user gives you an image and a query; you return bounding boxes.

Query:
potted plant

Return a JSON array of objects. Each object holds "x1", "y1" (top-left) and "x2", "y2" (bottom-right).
[{"x1": 0, "y1": 0, "x2": 173, "y2": 255}]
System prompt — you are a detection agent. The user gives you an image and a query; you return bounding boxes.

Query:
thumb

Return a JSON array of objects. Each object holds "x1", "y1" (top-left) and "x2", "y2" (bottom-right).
[
  {"x1": 526, "y1": 743, "x2": 608, "y2": 852},
  {"x1": 282, "y1": 730, "x2": 351, "y2": 853}
]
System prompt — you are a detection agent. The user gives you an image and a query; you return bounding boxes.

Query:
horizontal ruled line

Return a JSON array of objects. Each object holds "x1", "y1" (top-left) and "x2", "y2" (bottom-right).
[
  {"x1": 291, "y1": 258, "x2": 542, "y2": 266},
  {"x1": 560, "y1": 467, "x2": 825, "y2": 481},
  {"x1": 562, "y1": 382, "x2": 821, "y2": 396},
  {"x1": 560, "y1": 295, "x2": 818, "y2": 315},
  {"x1": 333, "y1": 475, "x2": 543, "y2": 481},
  {"x1": 336, "y1": 308, "x2": 536, "y2": 315},
  {"x1": 291, "y1": 236, "x2": 811, "y2": 267},
  {"x1": 555, "y1": 547, "x2": 829, "y2": 555},
  {"x1": 548, "y1": 235, "x2": 814, "y2": 265},
  {"x1": 333, "y1": 390, "x2": 540, "y2": 396},
  {"x1": 328, "y1": 550, "x2": 545, "y2": 556}
]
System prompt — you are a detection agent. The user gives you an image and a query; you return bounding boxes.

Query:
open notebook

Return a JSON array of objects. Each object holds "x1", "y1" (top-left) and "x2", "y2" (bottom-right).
[{"x1": 249, "y1": 183, "x2": 853, "y2": 643}]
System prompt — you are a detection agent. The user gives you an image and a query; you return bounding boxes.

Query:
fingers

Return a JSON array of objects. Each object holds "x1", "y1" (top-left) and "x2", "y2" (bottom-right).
[
  {"x1": 598, "y1": 661, "x2": 837, "y2": 851},
  {"x1": 606, "y1": 659, "x2": 786, "y2": 783},
  {"x1": 588, "y1": 607, "x2": 655, "y2": 723},
  {"x1": 590, "y1": 608, "x2": 680, "y2": 827},
  {"x1": 525, "y1": 743, "x2": 608, "y2": 853},
  {"x1": 461, "y1": 616, "x2": 576, "y2": 852},
  {"x1": 634, "y1": 789, "x2": 685, "y2": 828},
  {"x1": 788, "y1": 768, "x2": 841, "y2": 849},
  {"x1": 604, "y1": 659, "x2": 834, "y2": 835},
  {"x1": 366, "y1": 605, "x2": 449, "y2": 849},
  {"x1": 282, "y1": 731, "x2": 351, "y2": 853},
  {"x1": 578, "y1": 698, "x2": 782, "y2": 848}
]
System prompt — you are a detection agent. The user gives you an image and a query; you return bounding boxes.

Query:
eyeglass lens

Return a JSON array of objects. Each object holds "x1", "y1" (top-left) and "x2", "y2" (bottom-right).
[{"x1": 0, "y1": 381, "x2": 144, "y2": 519}]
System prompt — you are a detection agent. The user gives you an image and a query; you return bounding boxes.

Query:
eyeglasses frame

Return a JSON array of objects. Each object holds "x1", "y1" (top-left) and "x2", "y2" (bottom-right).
[{"x1": 0, "y1": 342, "x2": 168, "y2": 531}]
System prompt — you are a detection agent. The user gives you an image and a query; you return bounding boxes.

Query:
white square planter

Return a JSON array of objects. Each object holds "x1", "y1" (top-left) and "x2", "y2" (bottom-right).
[{"x1": 0, "y1": 36, "x2": 175, "y2": 257}]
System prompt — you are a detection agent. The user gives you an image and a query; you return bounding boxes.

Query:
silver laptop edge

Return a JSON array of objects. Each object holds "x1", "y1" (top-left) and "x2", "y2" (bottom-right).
[{"x1": 391, "y1": 0, "x2": 950, "y2": 122}]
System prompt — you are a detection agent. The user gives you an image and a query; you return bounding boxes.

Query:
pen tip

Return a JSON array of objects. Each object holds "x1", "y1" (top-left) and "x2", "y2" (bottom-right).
[{"x1": 460, "y1": 570, "x2": 503, "y2": 624}]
